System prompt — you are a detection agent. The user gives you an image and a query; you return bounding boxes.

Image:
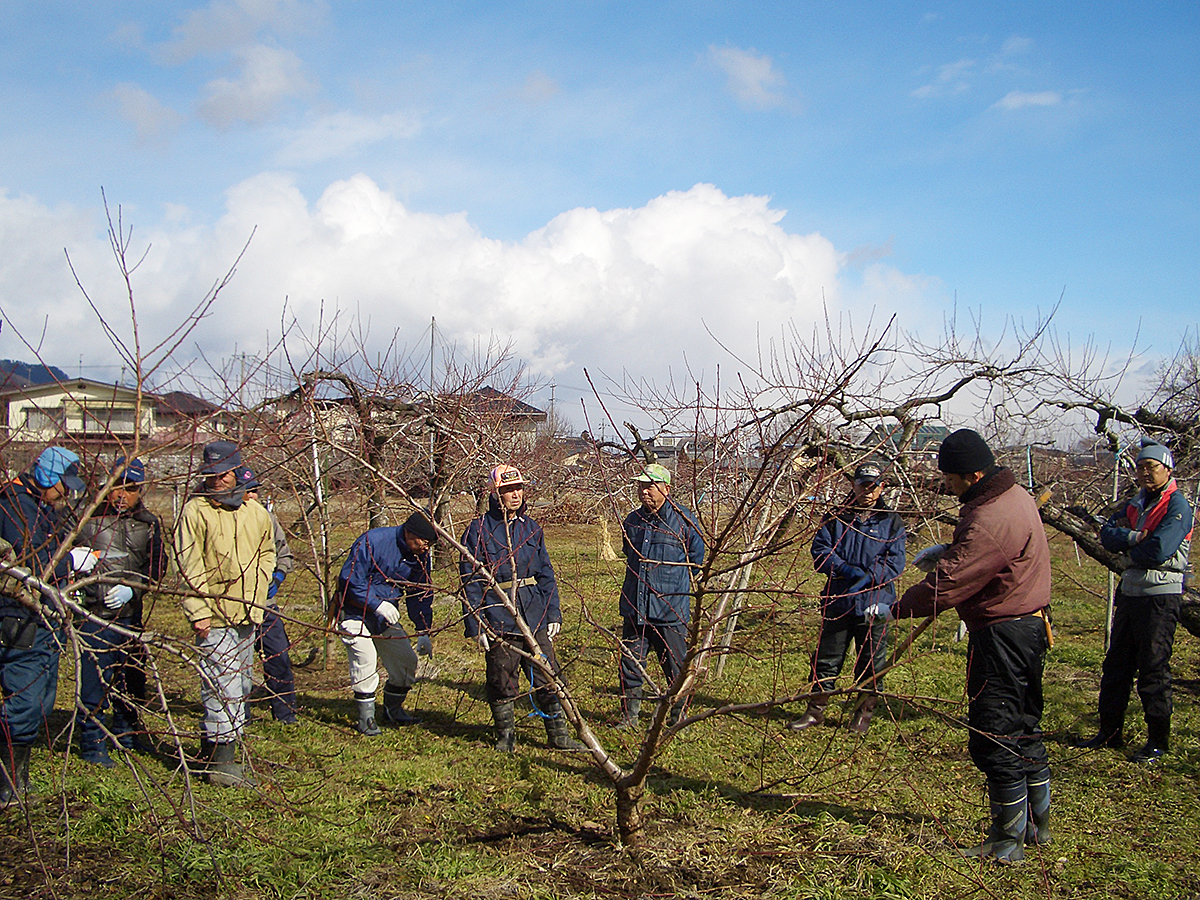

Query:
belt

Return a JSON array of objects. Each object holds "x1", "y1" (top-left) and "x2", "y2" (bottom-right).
[{"x1": 493, "y1": 577, "x2": 537, "y2": 591}]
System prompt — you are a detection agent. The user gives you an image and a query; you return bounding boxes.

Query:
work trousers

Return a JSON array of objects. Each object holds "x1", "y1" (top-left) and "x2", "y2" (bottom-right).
[
  {"x1": 253, "y1": 604, "x2": 297, "y2": 721},
  {"x1": 77, "y1": 615, "x2": 138, "y2": 746},
  {"x1": 340, "y1": 619, "x2": 417, "y2": 697},
  {"x1": 965, "y1": 615, "x2": 1050, "y2": 786},
  {"x1": 485, "y1": 629, "x2": 561, "y2": 706},
  {"x1": 197, "y1": 625, "x2": 255, "y2": 743},
  {"x1": 0, "y1": 624, "x2": 60, "y2": 745},
  {"x1": 1098, "y1": 591, "x2": 1181, "y2": 729},
  {"x1": 619, "y1": 617, "x2": 688, "y2": 702},
  {"x1": 811, "y1": 611, "x2": 888, "y2": 693}
]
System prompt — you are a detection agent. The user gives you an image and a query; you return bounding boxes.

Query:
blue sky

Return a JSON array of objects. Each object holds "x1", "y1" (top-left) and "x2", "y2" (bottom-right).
[{"x1": 0, "y1": 1, "x2": 1196, "y2": 423}]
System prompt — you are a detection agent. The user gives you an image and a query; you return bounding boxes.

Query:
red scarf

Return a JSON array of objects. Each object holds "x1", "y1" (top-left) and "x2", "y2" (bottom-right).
[{"x1": 1127, "y1": 478, "x2": 1192, "y2": 538}]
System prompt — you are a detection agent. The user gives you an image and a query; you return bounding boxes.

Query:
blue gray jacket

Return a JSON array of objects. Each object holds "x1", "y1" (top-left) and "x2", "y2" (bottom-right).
[
  {"x1": 1100, "y1": 479, "x2": 1193, "y2": 597},
  {"x1": 811, "y1": 499, "x2": 907, "y2": 618},
  {"x1": 0, "y1": 474, "x2": 71, "y2": 618},
  {"x1": 336, "y1": 526, "x2": 433, "y2": 635},
  {"x1": 460, "y1": 496, "x2": 560, "y2": 638},
  {"x1": 620, "y1": 499, "x2": 705, "y2": 625}
]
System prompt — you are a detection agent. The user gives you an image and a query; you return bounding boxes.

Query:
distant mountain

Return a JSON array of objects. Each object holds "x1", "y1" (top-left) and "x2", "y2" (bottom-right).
[{"x1": 0, "y1": 359, "x2": 71, "y2": 388}]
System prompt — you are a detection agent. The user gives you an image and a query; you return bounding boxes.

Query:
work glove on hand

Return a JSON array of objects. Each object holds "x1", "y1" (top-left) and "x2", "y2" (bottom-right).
[
  {"x1": 834, "y1": 561, "x2": 866, "y2": 580},
  {"x1": 864, "y1": 600, "x2": 893, "y2": 621},
  {"x1": 267, "y1": 570, "x2": 286, "y2": 599},
  {"x1": 845, "y1": 570, "x2": 873, "y2": 596},
  {"x1": 475, "y1": 632, "x2": 490, "y2": 652},
  {"x1": 912, "y1": 544, "x2": 949, "y2": 573},
  {"x1": 416, "y1": 634, "x2": 434, "y2": 657},
  {"x1": 547, "y1": 622, "x2": 561, "y2": 639},
  {"x1": 70, "y1": 547, "x2": 99, "y2": 574},
  {"x1": 375, "y1": 601, "x2": 401, "y2": 626},
  {"x1": 104, "y1": 584, "x2": 134, "y2": 610}
]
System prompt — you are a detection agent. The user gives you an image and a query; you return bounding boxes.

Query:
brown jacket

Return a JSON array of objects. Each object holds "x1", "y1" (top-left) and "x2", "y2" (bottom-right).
[{"x1": 897, "y1": 467, "x2": 1050, "y2": 632}]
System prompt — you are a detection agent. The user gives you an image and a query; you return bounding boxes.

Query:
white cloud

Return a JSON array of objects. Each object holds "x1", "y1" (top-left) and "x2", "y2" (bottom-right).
[
  {"x1": 911, "y1": 58, "x2": 975, "y2": 98},
  {"x1": 993, "y1": 90, "x2": 1062, "y2": 110},
  {"x1": 1000, "y1": 35, "x2": 1033, "y2": 56},
  {"x1": 275, "y1": 111, "x2": 421, "y2": 165},
  {"x1": 110, "y1": 83, "x2": 184, "y2": 143},
  {"x1": 709, "y1": 45, "x2": 789, "y2": 110},
  {"x1": 519, "y1": 71, "x2": 561, "y2": 103},
  {"x1": 158, "y1": 0, "x2": 327, "y2": 63},
  {"x1": 197, "y1": 43, "x2": 313, "y2": 128},
  {"x1": 0, "y1": 179, "x2": 946, "y2": 395}
]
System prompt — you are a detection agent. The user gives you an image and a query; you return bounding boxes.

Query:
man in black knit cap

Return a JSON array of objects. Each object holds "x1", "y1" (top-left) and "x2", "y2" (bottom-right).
[{"x1": 894, "y1": 428, "x2": 1053, "y2": 864}]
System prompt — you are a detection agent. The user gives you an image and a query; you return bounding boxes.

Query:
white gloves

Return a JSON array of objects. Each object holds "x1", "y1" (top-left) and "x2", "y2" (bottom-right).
[
  {"x1": 547, "y1": 622, "x2": 561, "y2": 639},
  {"x1": 375, "y1": 601, "x2": 401, "y2": 625},
  {"x1": 70, "y1": 547, "x2": 99, "y2": 574},
  {"x1": 864, "y1": 601, "x2": 893, "y2": 621},
  {"x1": 104, "y1": 584, "x2": 134, "y2": 610},
  {"x1": 475, "y1": 632, "x2": 491, "y2": 652},
  {"x1": 912, "y1": 544, "x2": 949, "y2": 574},
  {"x1": 416, "y1": 634, "x2": 434, "y2": 657}
]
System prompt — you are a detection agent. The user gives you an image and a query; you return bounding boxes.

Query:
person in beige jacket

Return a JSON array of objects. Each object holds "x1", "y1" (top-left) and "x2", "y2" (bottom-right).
[{"x1": 176, "y1": 440, "x2": 275, "y2": 787}]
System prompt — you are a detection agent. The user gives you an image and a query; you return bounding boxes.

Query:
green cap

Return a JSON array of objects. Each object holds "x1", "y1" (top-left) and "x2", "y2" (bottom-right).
[{"x1": 633, "y1": 463, "x2": 671, "y2": 485}]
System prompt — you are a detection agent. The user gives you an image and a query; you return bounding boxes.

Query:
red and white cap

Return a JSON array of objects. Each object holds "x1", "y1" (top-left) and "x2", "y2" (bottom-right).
[{"x1": 490, "y1": 464, "x2": 524, "y2": 492}]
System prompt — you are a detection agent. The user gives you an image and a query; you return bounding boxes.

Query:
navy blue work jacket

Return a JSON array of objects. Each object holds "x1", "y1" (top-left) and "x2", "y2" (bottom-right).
[
  {"x1": 620, "y1": 499, "x2": 705, "y2": 625},
  {"x1": 0, "y1": 474, "x2": 71, "y2": 615},
  {"x1": 811, "y1": 500, "x2": 907, "y2": 618},
  {"x1": 460, "y1": 496, "x2": 560, "y2": 638},
  {"x1": 336, "y1": 526, "x2": 433, "y2": 636}
]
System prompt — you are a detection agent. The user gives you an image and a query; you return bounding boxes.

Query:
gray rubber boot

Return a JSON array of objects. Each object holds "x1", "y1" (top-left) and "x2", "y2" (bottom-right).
[
  {"x1": 1, "y1": 740, "x2": 30, "y2": 807},
  {"x1": 205, "y1": 741, "x2": 256, "y2": 788},
  {"x1": 354, "y1": 692, "x2": 381, "y2": 736},
  {"x1": 542, "y1": 699, "x2": 586, "y2": 750},
  {"x1": 787, "y1": 695, "x2": 829, "y2": 732},
  {"x1": 1026, "y1": 768, "x2": 1051, "y2": 845},
  {"x1": 616, "y1": 696, "x2": 641, "y2": 730},
  {"x1": 381, "y1": 683, "x2": 418, "y2": 726},
  {"x1": 962, "y1": 780, "x2": 1027, "y2": 864},
  {"x1": 490, "y1": 701, "x2": 516, "y2": 753}
]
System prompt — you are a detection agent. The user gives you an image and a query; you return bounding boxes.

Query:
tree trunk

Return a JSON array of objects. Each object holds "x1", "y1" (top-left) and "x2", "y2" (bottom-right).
[{"x1": 615, "y1": 778, "x2": 646, "y2": 847}]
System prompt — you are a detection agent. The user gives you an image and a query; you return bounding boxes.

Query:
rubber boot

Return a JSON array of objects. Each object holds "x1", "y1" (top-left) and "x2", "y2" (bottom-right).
[
  {"x1": 616, "y1": 695, "x2": 641, "y2": 730},
  {"x1": 848, "y1": 694, "x2": 880, "y2": 735},
  {"x1": 1025, "y1": 768, "x2": 1051, "y2": 846},
  {"x1": 110, "y1": 705, "x2": 139, "y2": 751},
  {"x1": 667, "y1": 700, "x2": 686, "y2": 728},
  {"x1": 1129, "y1": 716, "x2": 1169, "y2": 764},
  {"x1": 962, "y1": 780, "x2": 1027, "y2": 864},
  {"x1": 78, "y1": 714, "x2": 116, "y2": 768},
  {"x1": 787, "y1": 695, "x2": 829, "y2": 732},
  {"x1": 381, "y1": 683, "x2": 418, "y2": 726},
  {"x1": 205, "y1": 741, "x2": 256, "y2": 788},
  {"x1": 1, "y1": 740, "x2": 30, "y2": 808},
  {"x1": 1073, "y1": 725, "x2": 1124, "y2": 750},
  {"x1": 355, "y1": 692, "x2": 381, "y2": 736},
  {"x1": 490, "y1": 700, "x2": 516, "y2": 753},
  {"x1": 542, "y1": 699, "x2": 586, "y2": 750}
]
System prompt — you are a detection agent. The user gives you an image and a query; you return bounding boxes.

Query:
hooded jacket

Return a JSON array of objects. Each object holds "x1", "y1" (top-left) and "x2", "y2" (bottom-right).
[
  {"x1": 0, "y1": 473, "x2": 71, "y2": 617},
  {"x1": 897, "y1": 467, "x2": 1051, "y2": 632},
  {"x1": 176, "y1": 494, "x2": 275, "y2": 627},
  {"x1": 812, "y1": 497, "x2": 907, "y2": 618},
  {"x1": 337, "y1": 526, "x2": 433, "y2": 636},
  {"x1": 460, "y1": 495, "x2": 559, "y2": 638},
  {"x1": 1100, "y1": 477, "x2": 1193, "y2": 596},
  {"x1": 620, "y1": 497, "x2": 705, "y2": 625}
]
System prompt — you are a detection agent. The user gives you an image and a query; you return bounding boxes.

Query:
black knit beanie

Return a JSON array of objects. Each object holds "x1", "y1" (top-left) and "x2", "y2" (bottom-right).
[
  {"x1": 937, "y1": 429, "x2": 996, "y2": 474},
  {"x1": 402, "y1": 511, "x2": 438, "y2": 544}
]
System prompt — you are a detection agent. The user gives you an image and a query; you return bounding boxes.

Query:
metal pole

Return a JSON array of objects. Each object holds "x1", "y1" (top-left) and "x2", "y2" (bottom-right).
[{"x1": 1105, "y1": 446, "x2": 1121, "y2": 650}]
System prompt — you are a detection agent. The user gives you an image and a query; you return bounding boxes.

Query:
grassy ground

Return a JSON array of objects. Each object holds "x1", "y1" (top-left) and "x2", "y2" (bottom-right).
[{"x1": 3, "y1": 515, "x2": 1199, "y2": 900}]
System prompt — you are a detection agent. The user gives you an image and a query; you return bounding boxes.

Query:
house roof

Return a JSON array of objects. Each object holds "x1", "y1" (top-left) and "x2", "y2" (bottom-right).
[
  {"x1": 0, "y1": 377, "x2": 147, "y2": 402},
  {"x1": 155, "y1": 390, "x2": 222, "y2": 416},
  {"x1": 464, "y1": 386, "x2": 546, "y2": 420}
]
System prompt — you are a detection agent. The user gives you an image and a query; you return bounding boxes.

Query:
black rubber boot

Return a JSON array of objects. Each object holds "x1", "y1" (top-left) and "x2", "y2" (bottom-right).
[
  {"x1": 848, "y1": 694, "x2": 880, "y2": 735},
  {"x1": 1, "y1": 740, "x2": 31, "y2": 808},
  {"x1": 205, "y1": 741, "x2": 256, "y2": 788},
  {"x1": 542, "y1": 699, "x2": 586, "y2": 750},
  {"x1": 962, "y1": 780, "x2": 1027, "y2": 864},
  {"x1": 381, "y1": 683, "x2": 418, "y2": 726},
  {"x1": 1025, "y1": 768, "x2": 1051, "y2": 845},
  {"x1": 490, "y1": 701, "x2": 516, "y2": 753},
  {"x1": 354, "y1": 692, "x2": 381, "y2": 736},
  {"x1": 616, "y1": 696, "x2": 641, "y2": 730},
  {"x1": 787, "y1": 695, "x2": 829, "y2": 732},
  {"x1": 1073, "y1": 727, "x2": 1124, "y2": 750},
  {"x1": 1129, "y1": 716, "x2": 1170, "y2": 764}
]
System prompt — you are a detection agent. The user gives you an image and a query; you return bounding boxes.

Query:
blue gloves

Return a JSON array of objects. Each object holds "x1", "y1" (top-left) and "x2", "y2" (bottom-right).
[
  {"x1": 843, "y1": 568, "x2": 873, "y2": 596},
  {"x1": 416, "y1": 634, "x2": 434, "y2": 657},
  {"x1": 267, "y1": 570, "x2": 286, "y2": 599}
]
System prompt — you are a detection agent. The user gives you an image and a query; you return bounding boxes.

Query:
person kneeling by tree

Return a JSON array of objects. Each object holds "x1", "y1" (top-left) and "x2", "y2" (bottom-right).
[{"x1": 789, "y1": 463, "x2": 906, "y2": 735}]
